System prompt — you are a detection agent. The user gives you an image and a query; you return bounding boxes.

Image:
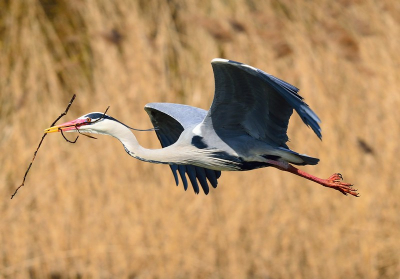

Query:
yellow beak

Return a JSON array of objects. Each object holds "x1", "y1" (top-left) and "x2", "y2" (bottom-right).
[{"x1": 44, "y1": 126, "x2": 61, "y2": 133}]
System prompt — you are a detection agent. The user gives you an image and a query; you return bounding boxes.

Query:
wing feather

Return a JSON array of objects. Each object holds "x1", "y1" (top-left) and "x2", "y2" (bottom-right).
[
  {"x1": 144, "y1": 103, "x2": 222, "y2": 194},
  {"x1": 203, "y1": 59, "x2": 321, "y2": 146}
]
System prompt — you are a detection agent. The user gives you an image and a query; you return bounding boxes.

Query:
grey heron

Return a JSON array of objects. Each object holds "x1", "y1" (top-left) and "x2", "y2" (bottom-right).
[{"x1": 45, "y1": 58, "x2": 357, "y2": 197}]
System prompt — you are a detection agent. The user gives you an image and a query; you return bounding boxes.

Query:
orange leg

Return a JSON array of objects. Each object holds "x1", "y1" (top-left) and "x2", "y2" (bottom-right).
[{"x1": 267, "y1": 160, "x2": 358, "y2": 197}]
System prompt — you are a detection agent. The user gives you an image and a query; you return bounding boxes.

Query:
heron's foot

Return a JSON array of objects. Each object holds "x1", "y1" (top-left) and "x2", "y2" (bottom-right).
[{"x1": 324, "y1": 173, "x2": 359, "y2": 197}]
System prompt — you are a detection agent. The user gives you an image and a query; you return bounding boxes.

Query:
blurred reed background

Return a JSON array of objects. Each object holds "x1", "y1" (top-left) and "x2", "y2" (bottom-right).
[{"x1": 1, "y1": 0, "x2": 399, "y2": 278}]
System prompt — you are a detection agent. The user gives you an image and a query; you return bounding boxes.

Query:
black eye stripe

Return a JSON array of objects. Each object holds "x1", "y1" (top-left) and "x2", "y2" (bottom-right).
[
  {"x1": 85, "y1": 113, "x2": 108, "y2": 120},
  {"x1": 83, "y1": 113, "x2": 125, "y2": 126},
  {"x1": 82, "y1": 112, "x2": 154, "y2": 132}
]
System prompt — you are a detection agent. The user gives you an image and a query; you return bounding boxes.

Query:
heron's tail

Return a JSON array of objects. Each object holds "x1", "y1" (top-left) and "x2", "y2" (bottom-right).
[{"x1": 276, "y1": 147, "x2": 319, "y2": 166}]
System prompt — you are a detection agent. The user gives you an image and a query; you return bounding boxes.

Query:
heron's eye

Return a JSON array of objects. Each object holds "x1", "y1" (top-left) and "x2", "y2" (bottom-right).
[{"x1": 86, "y1": 117, "x2": 91, "y2": 123}]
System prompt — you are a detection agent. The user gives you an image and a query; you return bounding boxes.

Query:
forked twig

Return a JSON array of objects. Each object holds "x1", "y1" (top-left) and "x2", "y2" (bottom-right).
[{"x1": 11, "y1": 95, "x2": 77, "y2": 199}]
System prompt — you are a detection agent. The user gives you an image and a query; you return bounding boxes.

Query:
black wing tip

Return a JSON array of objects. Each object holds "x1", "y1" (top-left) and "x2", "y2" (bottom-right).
[
  {"x1": 172, "y1": 165, "x2": 221, "y2": 195},
  {"x1": 307, "y1": 122, "x2": 322, "y2": 140},
  {"x1": 300, "y1": 106, "x2": 322, "y2": 139},
  {"x1": 306, "y1": 120, "x2": 322, "y2": 139}
]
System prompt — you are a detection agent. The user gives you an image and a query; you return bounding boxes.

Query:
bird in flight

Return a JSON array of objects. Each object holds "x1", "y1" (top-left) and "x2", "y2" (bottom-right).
[{"x1": 45, "y1": 58, "x2": 357, "y2": 197}]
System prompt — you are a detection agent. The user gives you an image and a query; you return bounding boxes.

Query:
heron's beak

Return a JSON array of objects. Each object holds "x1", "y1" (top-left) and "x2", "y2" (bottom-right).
[{"x1": 44, "y1": 119, "x2": 87, "y2": 133}]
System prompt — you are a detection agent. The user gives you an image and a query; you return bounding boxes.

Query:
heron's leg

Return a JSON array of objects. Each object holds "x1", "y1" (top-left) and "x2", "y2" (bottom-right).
[{"x1": 266, "y1": 160, "x2": 358, "y2": 197}]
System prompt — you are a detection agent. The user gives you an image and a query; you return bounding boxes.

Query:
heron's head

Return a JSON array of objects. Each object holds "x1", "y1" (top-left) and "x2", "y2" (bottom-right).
[{"x1": 44, "y1": 112, "x2": 119, "y2": 136}]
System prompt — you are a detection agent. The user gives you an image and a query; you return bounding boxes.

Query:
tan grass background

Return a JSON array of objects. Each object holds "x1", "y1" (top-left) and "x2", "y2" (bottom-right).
[{"x1": 1, "y1": 0, "x2": 400, "y2": 278}]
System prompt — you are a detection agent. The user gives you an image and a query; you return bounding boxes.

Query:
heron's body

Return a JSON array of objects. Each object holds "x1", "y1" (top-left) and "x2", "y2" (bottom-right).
[{"x1": 46, "y1": 59, "x2": 357, "y2": 196}]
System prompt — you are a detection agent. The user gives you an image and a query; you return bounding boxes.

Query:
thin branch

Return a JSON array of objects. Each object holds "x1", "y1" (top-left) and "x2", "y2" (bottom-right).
[
  {"x1": 51, "y1": 94, "x2": 76, "y2": 127},
  {"x1": 11, "y1": 94, "x2": 77, "y2": 199},
  {"x1": 90, "y1": 106, "x2": 110, "y2": 124}
]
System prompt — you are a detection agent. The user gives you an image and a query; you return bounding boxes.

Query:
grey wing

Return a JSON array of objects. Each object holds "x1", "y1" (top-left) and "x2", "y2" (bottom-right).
[
  {"x1": 144, "y1": 103, "x2": 222, "y2": 194},
  {"x1": 203, "y1": 59, "x2": 321, "y2": 146}
]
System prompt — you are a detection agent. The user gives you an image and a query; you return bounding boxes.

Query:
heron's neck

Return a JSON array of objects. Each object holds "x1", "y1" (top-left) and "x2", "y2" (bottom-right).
[{"x1": 109, "y1": 122, "x2": 182, "y2": 164}]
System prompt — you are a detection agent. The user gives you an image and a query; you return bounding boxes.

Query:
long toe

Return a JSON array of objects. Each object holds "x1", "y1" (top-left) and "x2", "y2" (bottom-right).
[{"x1": 326, "y1": 174, "x2": 359, "y2": 197}]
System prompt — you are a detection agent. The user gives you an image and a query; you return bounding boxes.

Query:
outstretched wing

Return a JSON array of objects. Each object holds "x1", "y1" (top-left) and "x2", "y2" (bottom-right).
[
  {"x1": 203, "y1": 59, "x2": 321, "y2": 146},
  {"x1": 144, "y1": 103, "x2": 221, "y2": 194}
]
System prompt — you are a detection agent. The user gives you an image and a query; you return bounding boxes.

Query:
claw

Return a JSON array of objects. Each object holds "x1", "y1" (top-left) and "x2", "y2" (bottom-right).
[{"x1": 325, "y1": 173, "x2": 358, "y2": 197}]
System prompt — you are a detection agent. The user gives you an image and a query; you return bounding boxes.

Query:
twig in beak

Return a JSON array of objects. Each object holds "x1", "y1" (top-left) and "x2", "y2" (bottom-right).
[
  {"x1": 11, "y1": 94, "x2": 77, "y2": 199},
  {"x1": 60, "y1": 128, "x2": 79, "y2": 143},
  {"x1": 75, "y1": 125, "x2": 97, "y2": 139}
]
